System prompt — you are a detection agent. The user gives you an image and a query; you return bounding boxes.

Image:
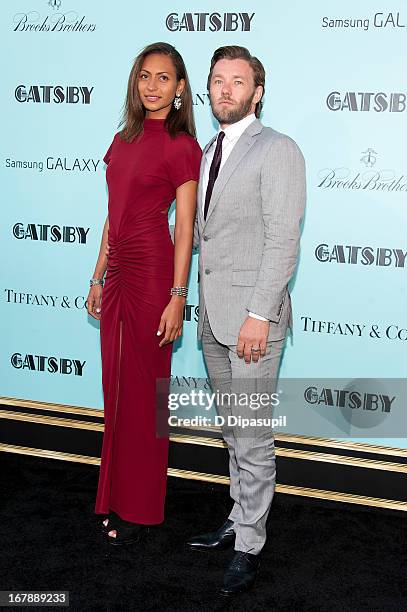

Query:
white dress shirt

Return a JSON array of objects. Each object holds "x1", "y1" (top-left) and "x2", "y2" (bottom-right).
[{"x1": 202, "y1": 113, "x2": 268, "y2": 323}]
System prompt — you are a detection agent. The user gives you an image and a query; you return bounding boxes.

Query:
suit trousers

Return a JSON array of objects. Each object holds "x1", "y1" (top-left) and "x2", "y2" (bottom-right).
[{"x1": 201, "y1": 311, "x2": 285, "y2": 555}]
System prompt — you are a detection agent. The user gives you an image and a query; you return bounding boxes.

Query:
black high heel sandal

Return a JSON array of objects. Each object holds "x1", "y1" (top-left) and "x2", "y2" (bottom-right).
[
  {"x1": 101, "y1": 513, "x2": 114, "y2": 534},
  {"x1": 106, "y1": 517, "x2": 147, "y2": 546}
]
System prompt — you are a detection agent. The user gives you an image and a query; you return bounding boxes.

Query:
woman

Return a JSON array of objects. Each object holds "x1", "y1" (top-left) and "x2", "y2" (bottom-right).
[{"x1": 87, "y1": 42, "x2": 201, "y2": 545}]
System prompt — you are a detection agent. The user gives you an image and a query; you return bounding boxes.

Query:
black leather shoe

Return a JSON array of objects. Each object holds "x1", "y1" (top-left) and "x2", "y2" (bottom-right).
[
  {"x1": 220, "y1": 551, "x2": 260, "y2": 597},
  {"x1": 186, "y1": 519, "x2": 235, "y2": 551}
]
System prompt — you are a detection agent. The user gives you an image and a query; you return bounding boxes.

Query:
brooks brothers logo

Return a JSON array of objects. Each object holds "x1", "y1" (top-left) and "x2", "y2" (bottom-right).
[
  {"x1": 4, "y1": 289, "x2": 87, "y2": 310},
  {"x1": 321, "y1": 12, "x2": 405, "y2": 31},
  {"x1": 11, "y1": 352, "x2": 86, "y2": 376},
  {"x1": 15, "y1": 85, "x2": 93, "y2": 104},
  {"x1": 360, "y1": 148, "x2": 377, "y2": 167},
  {"x1": 326, "y1": 91, "x2": 406, "y2": 112},
  {"x1": 317, "y1": 149, "x2": 407, "y2": 192},
  {"x1": 301, "y1": 317, "x2": 407, "y2": 341},
  {"x1": 314, "y1": 244, "x2": 407, "y2": 267},
  {"x1": 13, "y1": 0, "x2": 96, "y2": 32},
  {"x1": 304, "y1": 386, "x2": 395, "y2": 412},
  {"x1": 5, "y1": 156, "x2": 101, "y2": 173},
  {"x1": 13, "y1": 223, "x2": 90, "y2": 243},
  {"x1": 165, "y1": 12, "x2": 254, "y2": 31}
]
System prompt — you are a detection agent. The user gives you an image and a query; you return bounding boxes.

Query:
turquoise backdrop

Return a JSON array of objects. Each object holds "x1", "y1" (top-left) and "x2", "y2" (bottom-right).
[{"x1": 1, "y1": 0, "x2": 406, "y2": 447}]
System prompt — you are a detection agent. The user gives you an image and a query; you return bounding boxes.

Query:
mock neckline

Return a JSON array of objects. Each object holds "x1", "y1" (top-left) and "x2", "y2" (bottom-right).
[{"x1": 143, "y1": 117, "x2": 166, "y2": 130}]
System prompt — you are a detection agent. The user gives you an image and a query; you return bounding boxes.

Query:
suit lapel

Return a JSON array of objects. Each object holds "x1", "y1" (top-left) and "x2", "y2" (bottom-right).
[{"x1": 204, "y1": 119, "x2": 263, "y2": 224}]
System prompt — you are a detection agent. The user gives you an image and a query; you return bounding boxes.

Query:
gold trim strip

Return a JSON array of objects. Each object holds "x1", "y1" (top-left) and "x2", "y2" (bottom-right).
[
  {"x1": 0, "y1": 410, "x2": 103, "y2": 432},
  {"x1": 171, "y1": 434, "x2": 225, "y2": 448},
  {"x1": 275, "y1": 433, "x2": 407, "y2": 459},
  {"x1": 168, "y1": 468, "x2": 407, "y2": 511},
  {"x1": 276, "y1": 447, "x2": 407, "y2": 473},
  {"x1": 2, "y1": 413, "x2": 407, "y2": 473},
  {"x1": 0, "y1": 443, "x2": 100, "y2": 465},
  {"x1": 167, "y1": 467, "x2": 229, "y2": 485},
  {"x1": 177, "y1": 426, "x2": 407, "y2": 458},
  {"x1": 170, "y1": 434, "x2": 407, "y2": 473},
  {"x1": 0, "y1": 444, "x2": 405, "y2": 512},
  {"x1": 0, "y1": 396, "x2": 102, "y2": 418},
  {"x1": 2, "y1": 396, "x2": 407, "y2": 458},
  {"x1": 275, "y1": 483, "x2": 407, "y2": 512}
]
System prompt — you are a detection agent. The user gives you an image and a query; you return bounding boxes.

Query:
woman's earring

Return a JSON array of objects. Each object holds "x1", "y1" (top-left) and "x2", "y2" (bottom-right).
[{"x1": 173, "y1": 94, "x2": 182, "y2": 110}]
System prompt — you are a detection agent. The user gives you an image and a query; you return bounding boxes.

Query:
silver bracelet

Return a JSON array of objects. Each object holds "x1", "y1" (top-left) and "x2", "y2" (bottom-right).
[
  {"x1": 170, "y1": 286, "x2": 188, "y2": 298},
  {"x1": 90, "y1": 278, "x2": 104, "y2": 287}
]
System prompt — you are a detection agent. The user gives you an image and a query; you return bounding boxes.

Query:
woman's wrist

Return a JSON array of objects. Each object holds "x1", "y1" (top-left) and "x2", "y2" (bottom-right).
[
  {"x1": 170, "y1": 285, "x2": 188, "y2": 298},
  {"x1": 90, "y1": 278, "x2": 104, "y2": 288},
  {"x1": 92, "y1": 268, "x2": 106, "y2": 280},
  {"x1": 170, "y1": 294, "x2": 186, "y2": 304}
]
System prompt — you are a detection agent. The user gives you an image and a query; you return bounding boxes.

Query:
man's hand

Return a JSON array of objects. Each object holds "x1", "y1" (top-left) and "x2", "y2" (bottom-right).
[{"x1": 237, "y1": 316, "x2": 270, "y2": 364}]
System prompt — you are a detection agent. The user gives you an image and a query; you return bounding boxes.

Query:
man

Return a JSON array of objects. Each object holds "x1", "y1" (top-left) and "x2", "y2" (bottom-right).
[{"x1": 187, "y1": 46, "x2": 306, "y2": 597}]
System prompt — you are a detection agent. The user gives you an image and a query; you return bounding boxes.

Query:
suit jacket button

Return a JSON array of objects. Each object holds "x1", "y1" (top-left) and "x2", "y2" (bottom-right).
[
  {"x1": 203, "y1": 235, "x2": 209, "y2": 241},
  {"x1": 205, "y1": 268, "x2": 211, "y2": 275}
]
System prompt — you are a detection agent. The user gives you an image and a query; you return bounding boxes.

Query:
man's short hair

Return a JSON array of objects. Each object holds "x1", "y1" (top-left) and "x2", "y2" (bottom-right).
[{"x1": 207, "y1": 45, "x2": 266, "y2": 118}]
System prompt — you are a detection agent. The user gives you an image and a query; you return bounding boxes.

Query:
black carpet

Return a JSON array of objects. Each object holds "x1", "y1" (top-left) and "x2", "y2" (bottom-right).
[{"x1": 1, "y1": 452, "x2": 406, "y2": 611}]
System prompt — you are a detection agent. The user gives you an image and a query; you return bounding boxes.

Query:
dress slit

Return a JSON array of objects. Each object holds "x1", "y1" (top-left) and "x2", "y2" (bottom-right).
[{"x1": 109, "y1": 318, "x2": 123, "y2": 500}]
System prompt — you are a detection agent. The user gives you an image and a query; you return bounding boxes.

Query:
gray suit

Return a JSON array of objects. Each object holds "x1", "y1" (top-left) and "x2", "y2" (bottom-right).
[{"x1": 194, "y1": 118, "x2": 306, "y2": 555}]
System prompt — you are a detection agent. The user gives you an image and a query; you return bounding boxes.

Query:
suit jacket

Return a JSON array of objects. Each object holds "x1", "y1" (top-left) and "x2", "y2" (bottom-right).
[{"x1": 193, "y1": 118, "x2": 306, "y2": 345}]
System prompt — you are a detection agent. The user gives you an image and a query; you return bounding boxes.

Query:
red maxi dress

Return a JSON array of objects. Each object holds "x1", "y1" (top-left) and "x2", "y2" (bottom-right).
[{"x1": 95, "y1": 118, "x2": 201, "y2": 524}]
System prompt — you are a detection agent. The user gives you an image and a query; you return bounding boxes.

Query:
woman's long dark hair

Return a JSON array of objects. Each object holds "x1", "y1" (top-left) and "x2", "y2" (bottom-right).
[{"x1": 119, "y1": 42, "x2": 196, "y2": 141}]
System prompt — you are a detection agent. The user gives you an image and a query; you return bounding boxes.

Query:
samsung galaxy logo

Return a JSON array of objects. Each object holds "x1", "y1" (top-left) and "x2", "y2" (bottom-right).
[
  {"x1": 5, "y1": 157, "x2": 100, "y2": 172},
  {"x1": 321, "y1": 12, "x2": 405, "y2": 31}
]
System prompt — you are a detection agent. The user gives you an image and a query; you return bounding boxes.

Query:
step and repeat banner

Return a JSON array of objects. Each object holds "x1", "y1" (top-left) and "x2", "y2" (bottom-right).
[{"x1": 1, "y1": 0, "x2": 406, "y2": 448}]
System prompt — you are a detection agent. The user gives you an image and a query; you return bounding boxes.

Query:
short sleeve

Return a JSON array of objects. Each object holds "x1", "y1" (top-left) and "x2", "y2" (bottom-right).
[
  {"x1": 168, "y1": 135, "x2": 202, "y2": 190},
  {"x1": 103, "y1": 134, "x2": 116, "y2": 165}
]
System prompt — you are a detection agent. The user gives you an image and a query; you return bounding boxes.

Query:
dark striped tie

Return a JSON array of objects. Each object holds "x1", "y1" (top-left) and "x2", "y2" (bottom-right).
[{"x1": 204, "y1": 131, "x2": 225, "y2": 220}]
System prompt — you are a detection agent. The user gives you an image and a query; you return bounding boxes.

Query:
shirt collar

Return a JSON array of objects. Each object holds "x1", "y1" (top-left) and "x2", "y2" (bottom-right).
[{"x1": 218, "y1": 113, "x2": 256, "y2": 143}]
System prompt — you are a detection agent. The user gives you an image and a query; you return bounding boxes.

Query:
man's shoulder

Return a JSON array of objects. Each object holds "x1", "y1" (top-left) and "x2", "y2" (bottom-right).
[
  {"x1": 258, "y1": 124, "x2": 298, "y2": 146},
  {"x1": 257, "y1": 124, "x2": 304, "y2": 161}
]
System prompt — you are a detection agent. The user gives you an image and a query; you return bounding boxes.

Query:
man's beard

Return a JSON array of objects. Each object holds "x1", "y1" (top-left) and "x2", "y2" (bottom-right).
[{"x1": 210, "y1": 91, "x2": 256, "y2": 124}]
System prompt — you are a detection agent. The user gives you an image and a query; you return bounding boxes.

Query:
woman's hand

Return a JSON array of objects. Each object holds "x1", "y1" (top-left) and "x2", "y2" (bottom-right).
[
  {"x1": 157, "y1": 296, "x2": 185, "y2": 347},
  {"x1": 87, "y1": 285, "x2": 103, "y2": 320}
]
